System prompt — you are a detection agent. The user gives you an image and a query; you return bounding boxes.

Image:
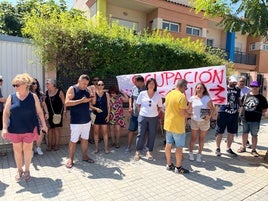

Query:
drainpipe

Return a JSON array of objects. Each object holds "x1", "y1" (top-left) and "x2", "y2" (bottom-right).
[{"x1": 226, "y1": 32, "x2": 235, "y2": 62}]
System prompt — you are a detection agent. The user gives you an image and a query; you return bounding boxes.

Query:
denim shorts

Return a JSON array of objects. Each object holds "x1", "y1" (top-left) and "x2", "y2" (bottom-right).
[
  {"x1": 242, "y1": 121, "x2": 260, "y2": 136},
  {"x1": 128, "y1": 115, "x2": 138, "y2": 132},
  {"x1": 165, "y1": 131, "x2": 186, "y2": 148}
]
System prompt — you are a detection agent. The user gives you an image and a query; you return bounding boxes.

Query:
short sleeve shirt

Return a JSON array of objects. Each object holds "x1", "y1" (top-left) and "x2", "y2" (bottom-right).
[
  {"x1": 136, "y1": 91, "x2": 162, "y2": 117},
  {"x1": 164, "y1": 90, "x2": 188, "y2": 134},
  {"x1": 189, "y1": 95, "x2": 211, "y2": 121},
  {"x1": 242, "y1": 94, "x2": 268, "y2": 122}
]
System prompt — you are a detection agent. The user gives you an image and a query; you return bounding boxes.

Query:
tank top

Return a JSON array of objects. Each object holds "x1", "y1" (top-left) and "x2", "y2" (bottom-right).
[
  {"x1": 8, "y1": 92, "x2": 39, "y2": 134},
  {"x1": 70, "y1": 85, "x2": 91, "y2": 124}
]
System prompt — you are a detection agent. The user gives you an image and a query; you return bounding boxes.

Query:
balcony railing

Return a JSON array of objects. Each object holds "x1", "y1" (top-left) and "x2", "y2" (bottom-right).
[
  {"x1": 233, "y1": 51, "x2": 256, "y2": 65},
  {"x1": 206, "y1": 47, "x2": 256, "y2": 65}
]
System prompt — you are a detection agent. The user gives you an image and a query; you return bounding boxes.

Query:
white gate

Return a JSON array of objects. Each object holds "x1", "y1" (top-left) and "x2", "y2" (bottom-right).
[{"x1": 0, "y1": 35, "x2": 43, "y2": 147}]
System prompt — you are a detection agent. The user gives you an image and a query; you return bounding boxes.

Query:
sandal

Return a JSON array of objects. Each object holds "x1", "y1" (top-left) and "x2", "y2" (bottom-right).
[
  {"x1": 82, "y1": 158, "x2": 94, "y2": 163},
  {"x1": 94, "y1": 149, "x2": 99, "y2": 154},
  {"x1": 46, "y1": 146, "x2": 52, "y2": 151},
  {"x1": 105, "y1": 149, "x2": 110, "y2": 154},
  {"x1": 54, "y1": 146, "x2": 59, "y2": 151},
  {"x1": 23, "y1": 171, "x2": 31, "y2": 181},
  {"x1": 65, "y1": 161, "x2": 74, "y2": 168},
  {"x1": 134, "y1": 152, "x2": 140, "y2": 161},
  {"x1": 237, "y1": 147, "x2": 246, "y2": 153},
  {"x1": 146, "y1": 152, "x2": 154, "y2": 160},
  {"x1": 251, "y1": 150, "x2": 259, "y2": 157},
  {"x1": 15, "y1": 171, "x2": 24, "y2": 181}
]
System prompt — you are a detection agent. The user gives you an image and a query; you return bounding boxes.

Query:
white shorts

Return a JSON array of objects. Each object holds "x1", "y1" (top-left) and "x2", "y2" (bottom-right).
[{"x1": 70, "y1": 121, "x2": 91, "y2": 142}]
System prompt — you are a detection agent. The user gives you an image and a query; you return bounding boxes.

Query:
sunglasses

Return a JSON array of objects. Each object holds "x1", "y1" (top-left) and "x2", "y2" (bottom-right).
[
  {"x1": 98, "y1": 84, "x2": 104, "y2": 86},
  {"x1": 184, "y1": 85, "x2": 188, "y2": 90},
  {"x1": 32, "y1": 82, "x2": 37, "y2": 85},
  {"x1": 12, "y1": 84, "x2": 21, "y2": 88},
  {"x1": 250, "y1": 86, "x2": 259, "y2": 88},
  {"x1": 93, "y1": 79, "x2": 99, "y2": 82}
]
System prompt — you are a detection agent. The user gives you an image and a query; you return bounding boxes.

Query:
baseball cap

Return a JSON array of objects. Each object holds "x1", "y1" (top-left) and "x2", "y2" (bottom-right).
[
  {"x1": 229, "y1": 76, "x2": 238, "y2": 82},
  {"x1": 249, "y1": 81, "x2": 260, "y2": 87},
  {"x1": 0, "y1": 75, "x2": 2, "y2": 81}
]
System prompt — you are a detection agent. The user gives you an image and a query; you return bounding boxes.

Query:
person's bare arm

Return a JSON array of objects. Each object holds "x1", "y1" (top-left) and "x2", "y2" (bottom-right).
[
  {"x1": 65, "y1": 87, "x2": 91, "y2": 107},
  {"x1": 33, "y1": 94, "x2": 48, "y2": 133},
  {"x1": 1, "y1": 95, "x2": 11, "y2": 139}
]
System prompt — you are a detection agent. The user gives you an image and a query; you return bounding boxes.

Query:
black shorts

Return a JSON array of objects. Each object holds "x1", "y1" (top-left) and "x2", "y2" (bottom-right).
[{"x1": 216, "y1": 112, "x2": 238, "y2": 134}]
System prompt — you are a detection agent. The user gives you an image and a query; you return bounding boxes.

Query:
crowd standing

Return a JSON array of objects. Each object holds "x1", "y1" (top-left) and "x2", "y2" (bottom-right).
[{"x1": 1, "y1": 72, "x2": 268, "y2": 181}]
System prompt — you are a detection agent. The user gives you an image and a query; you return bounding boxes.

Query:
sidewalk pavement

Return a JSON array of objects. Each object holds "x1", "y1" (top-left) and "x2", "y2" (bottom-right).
[{"x1": 0, "y1": 119, "x2": 268, "y2": 201}]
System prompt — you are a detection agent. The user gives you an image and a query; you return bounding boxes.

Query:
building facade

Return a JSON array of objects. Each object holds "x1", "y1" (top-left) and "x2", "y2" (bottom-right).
[{"x1": 73, "y1": 0, "x2": 268, "y2": 97}]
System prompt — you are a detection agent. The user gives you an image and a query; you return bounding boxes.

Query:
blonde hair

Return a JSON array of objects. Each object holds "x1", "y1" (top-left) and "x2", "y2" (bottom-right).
[{"x1": 12, "y1": 73, "x2": 33, "y2": 88}]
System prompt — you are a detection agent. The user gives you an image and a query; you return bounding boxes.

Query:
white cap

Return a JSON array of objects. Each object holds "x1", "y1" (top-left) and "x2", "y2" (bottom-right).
[
  {"x1": 229, "y1": 76, "x2": 238, "y2": 82},
  {"x1": 0, "y1": 75, "x2": 2, "y2": 80}
]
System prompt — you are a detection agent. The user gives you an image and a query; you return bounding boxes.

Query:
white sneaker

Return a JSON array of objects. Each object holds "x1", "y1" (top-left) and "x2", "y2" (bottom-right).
[
  {"x1": 196, "y1": 154, "x2": 202, "y2": 162},
  {"x1": 36, "y1": 147, "x2": 43, "y2": 155},
  {"x1": 189, "y1": 152, "x2": 194, "y2": 161}
]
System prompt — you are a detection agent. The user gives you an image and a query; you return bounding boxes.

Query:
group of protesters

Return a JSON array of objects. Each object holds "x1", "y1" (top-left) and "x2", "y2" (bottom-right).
[{"x1": 0, "y1": 72, "x2": 267, "y2": 181}]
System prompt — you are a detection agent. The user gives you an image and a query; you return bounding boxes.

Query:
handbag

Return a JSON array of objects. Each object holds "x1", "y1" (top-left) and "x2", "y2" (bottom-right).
[{"x1": 48, "y1": 93, "x2": 63, "y2": 124}]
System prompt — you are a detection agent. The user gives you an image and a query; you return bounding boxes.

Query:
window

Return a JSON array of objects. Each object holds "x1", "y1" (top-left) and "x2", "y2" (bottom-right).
[
  {"x1": 263, "y1": 44, "x2": 268, "y2": 51},
  {"x1": 162, "y1": 21, "x2": 179, "y2": 32},
  {"x1": 186, "y1": 26, "x2": 201, "y2": 36},
  {"x1": 206, "y1": 39, "x2": 214, "y2": 47},
  {"x1": 249, "y1": 43, "x2": 255, "y2": 51},
  {"x1": 111, "y1": 18, "x2": 138, "y2": 31}
]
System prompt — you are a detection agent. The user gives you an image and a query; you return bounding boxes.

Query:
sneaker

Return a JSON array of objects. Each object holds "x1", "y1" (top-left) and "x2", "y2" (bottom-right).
[
  {"x1": 215, "y1": 148, "x2": 221, "y2": 156},
  {"x1": 36, "y1": 147, "x2": 43, "y2": 155},
  {"x1": 125, "y1": 146, "x2": 131, "y2": 153},
  {"x1": 174, "y1": 166, "x2": 189, "y2": 174},
  {"x1": 188, "y1": 152, "x2": 194, "y2": 161},
  {"x1": 166, "y1": 163, "x2": 175, "y2": 171},
  {"x1": 226, "y1": 148, "x2": 237, "y2": 157},
  {"x1": 196, "y1": 154, "x2": 202, "y2": 162},
  {"x1": 251, "y1": 150, "x2": 259, "y2": 157}
]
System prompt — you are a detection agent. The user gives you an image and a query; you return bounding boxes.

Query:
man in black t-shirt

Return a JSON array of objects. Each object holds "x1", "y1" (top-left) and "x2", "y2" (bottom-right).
[{"x1": 237, "y1": 81, "x2": 268, "y2": 157}]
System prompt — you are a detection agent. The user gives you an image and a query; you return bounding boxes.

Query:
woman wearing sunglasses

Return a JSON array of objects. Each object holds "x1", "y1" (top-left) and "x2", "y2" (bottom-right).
[
  {"x1": 30, "y1": 78, "x2": 49, "y2": 155},
  {"x1": 2, "y1": 73, "x2": 48, "y2": 181},
  {"x1": 91, "y1": 80, "x2": 110, "y2": 154},
  {"x1": 134, "y1": 78, "x2": 163, "y2": 161}
]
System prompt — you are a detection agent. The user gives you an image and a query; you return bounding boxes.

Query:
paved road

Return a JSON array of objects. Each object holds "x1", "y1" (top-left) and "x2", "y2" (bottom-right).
[{"x1": 0, "y1": 119, "x2": 268, "y2": 201}]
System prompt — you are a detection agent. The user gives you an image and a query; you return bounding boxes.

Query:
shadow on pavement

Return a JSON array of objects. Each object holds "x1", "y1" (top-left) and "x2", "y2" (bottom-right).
[
  {"x1": 0, "y1": 180, "x2": 9, "y2": 198},
  {"x1": 184, "y1": 171, "x2": 232, "y2": 190},
  {"x1": 16, "y1": 177, "x2": 62, "y2": 199}
]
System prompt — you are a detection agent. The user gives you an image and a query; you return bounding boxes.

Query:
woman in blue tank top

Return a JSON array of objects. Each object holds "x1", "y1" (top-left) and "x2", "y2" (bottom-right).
[{"x1": 1, "y1": 73, "x2": 48, "y2": 181}]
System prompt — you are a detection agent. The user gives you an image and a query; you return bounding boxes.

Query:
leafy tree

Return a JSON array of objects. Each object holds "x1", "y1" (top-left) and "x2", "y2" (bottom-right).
[
  {"x1": 192, "y1": 0, "x2": 268, "y2": 39},
  {"x1": 0, "y1": 0, "x2": 67, "y2": 37}
]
